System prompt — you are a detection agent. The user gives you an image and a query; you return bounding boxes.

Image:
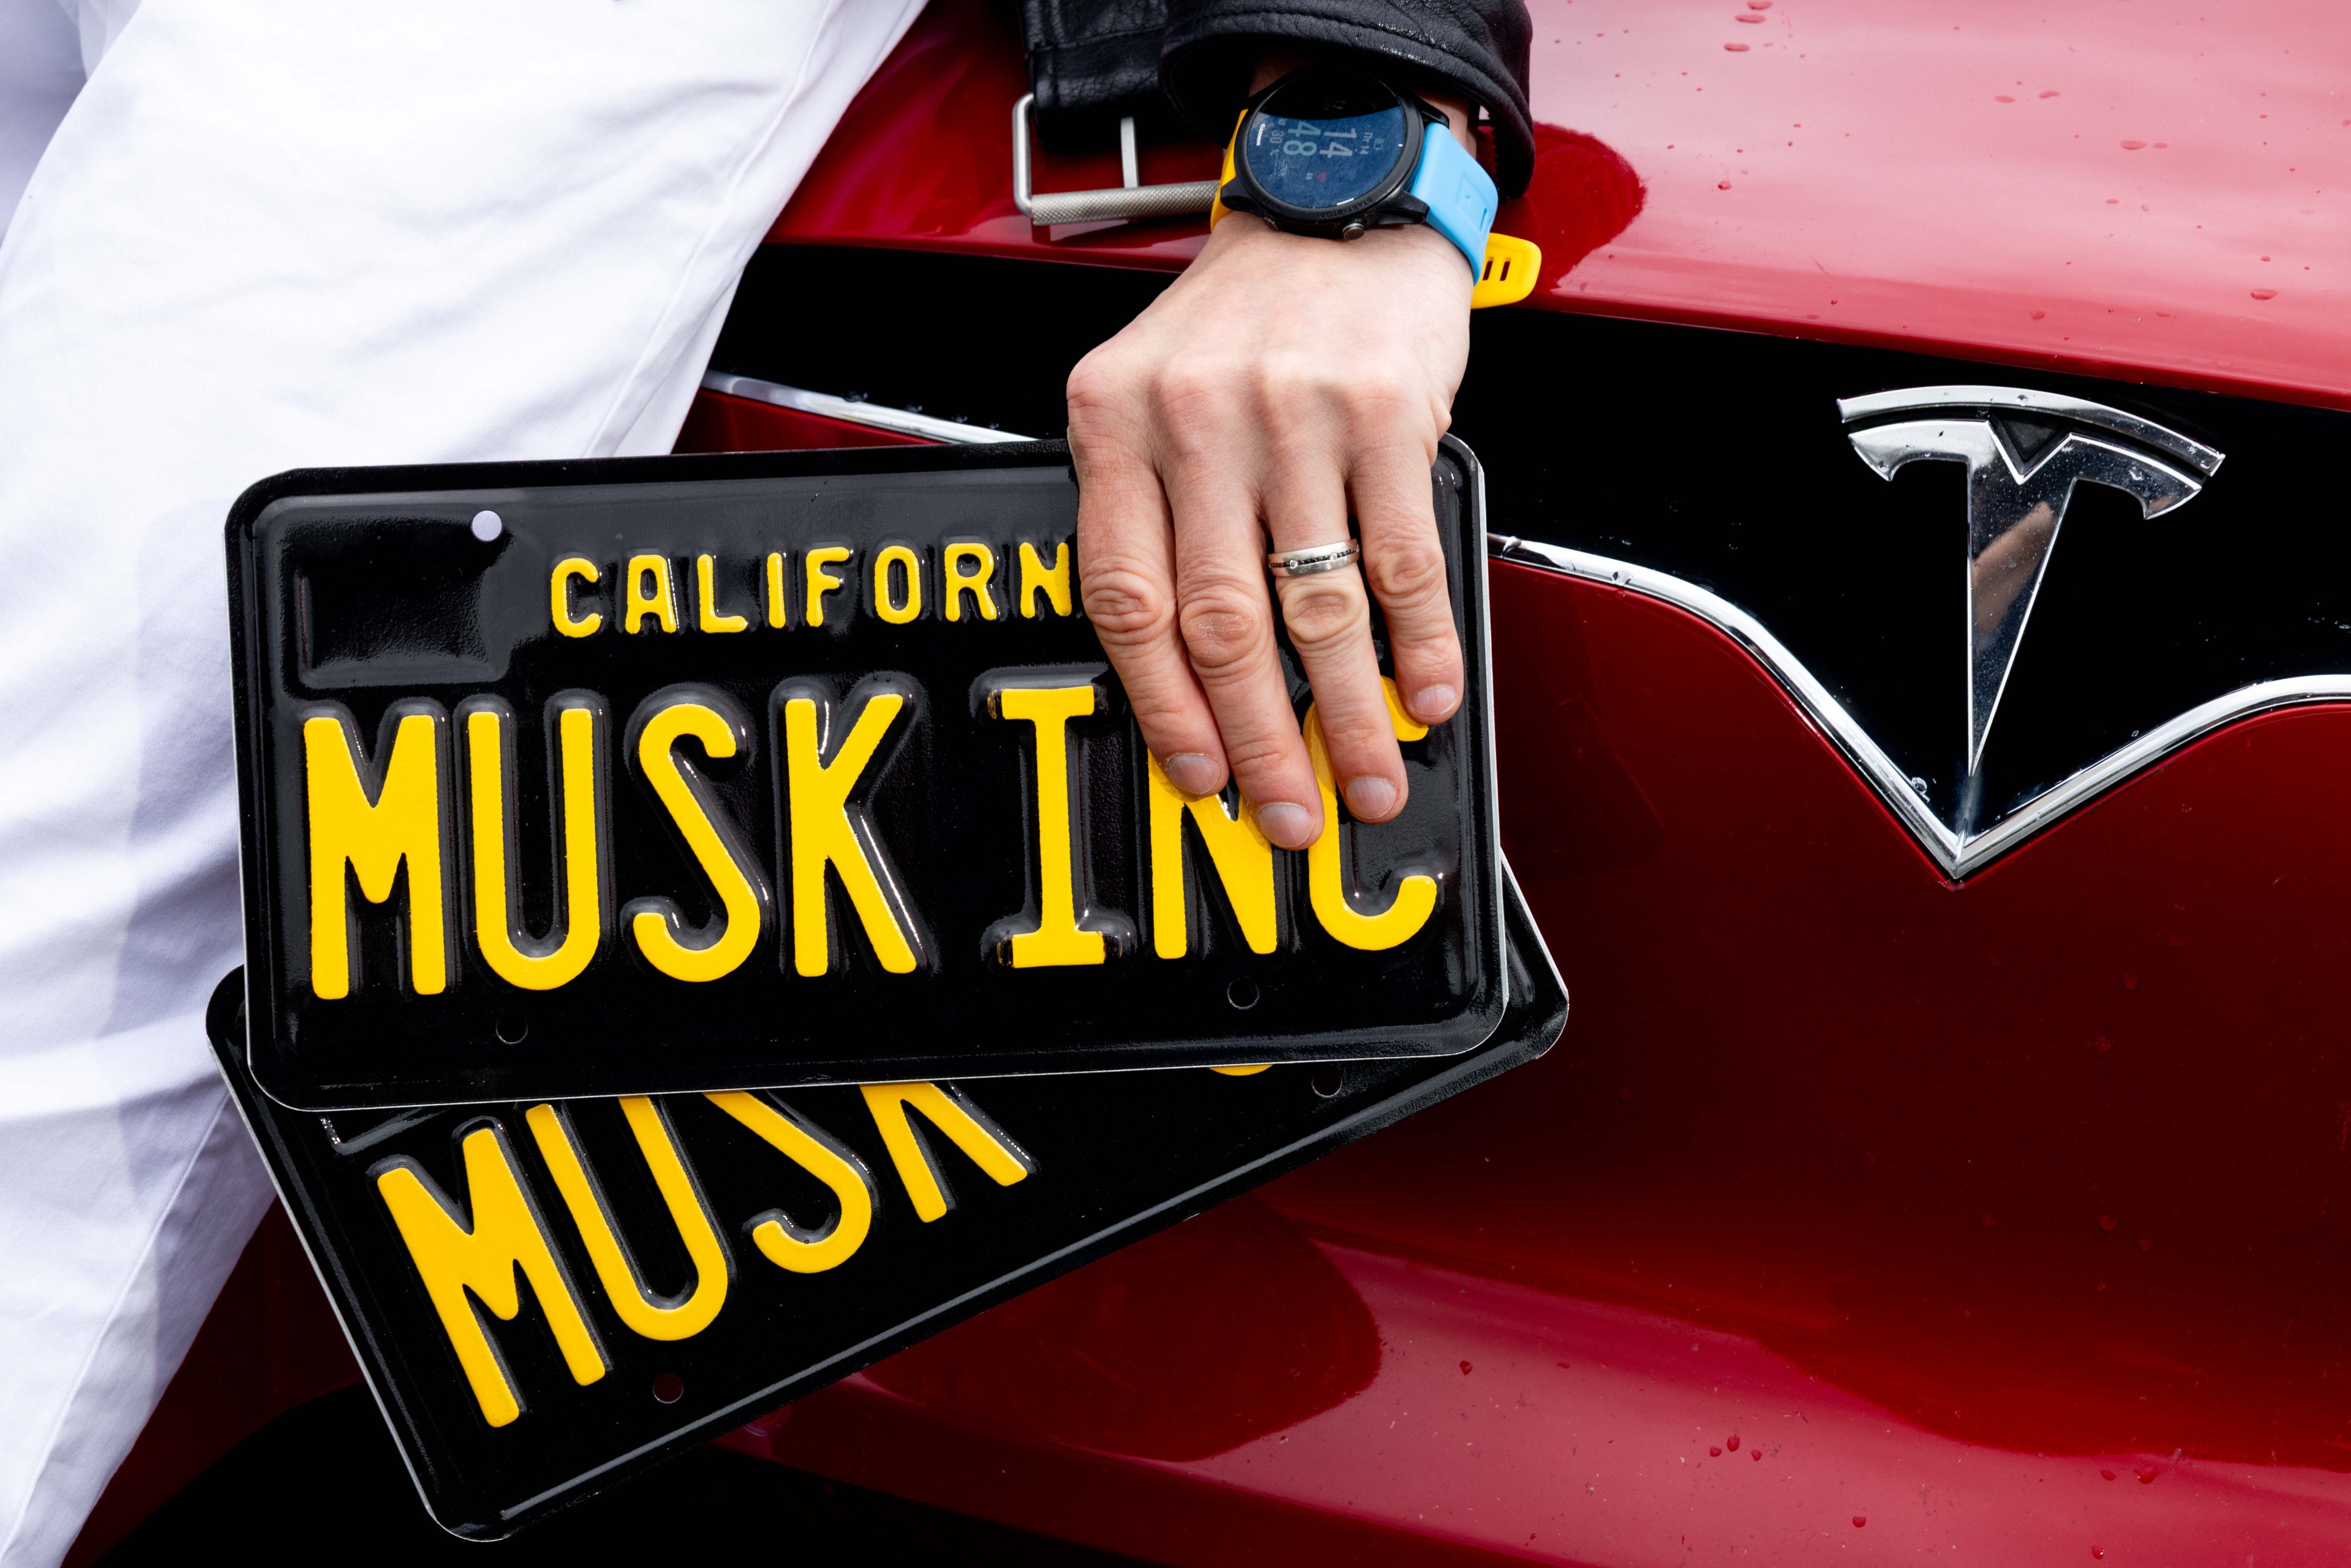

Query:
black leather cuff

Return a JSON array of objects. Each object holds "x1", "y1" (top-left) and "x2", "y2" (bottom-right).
[{"x1": 1021, "y1": 0, "x2": 1189, "y2": 153}]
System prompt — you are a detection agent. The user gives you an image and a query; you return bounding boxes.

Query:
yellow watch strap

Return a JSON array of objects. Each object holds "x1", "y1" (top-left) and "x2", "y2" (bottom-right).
[
  {"x1": 1208, "y1": 118, "x2": 1239, "y2": 228},
  {"x1": 1470, "y1": 233, "x2": 1541, "y2": 308}
]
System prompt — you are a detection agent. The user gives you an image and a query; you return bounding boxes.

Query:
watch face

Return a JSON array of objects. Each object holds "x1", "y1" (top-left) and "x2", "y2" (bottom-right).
[{"x1": 1240, "y1": 71, "x2": 1412, "y2": 215}]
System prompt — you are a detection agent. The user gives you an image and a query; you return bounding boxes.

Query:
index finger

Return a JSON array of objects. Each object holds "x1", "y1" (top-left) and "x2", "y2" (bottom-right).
[{"x1": 1067, "y1": 403, "x2": 1230, "y2": 801}]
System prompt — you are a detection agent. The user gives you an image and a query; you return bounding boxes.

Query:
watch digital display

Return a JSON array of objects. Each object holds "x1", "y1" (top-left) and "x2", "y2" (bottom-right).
[{"x1": 1239, "y1": 74, "x2": 1410, "y2": 212}]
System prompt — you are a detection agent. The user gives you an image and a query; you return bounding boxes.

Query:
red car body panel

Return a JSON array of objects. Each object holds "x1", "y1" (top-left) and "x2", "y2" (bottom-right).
[
  {"x1": 775, "y1": 0, "x2": 2351, "y2": 410},
  {"x1": 78, "y1": 2, "x2": 2351, "y2": 1563},
  {"x1": 718, "y1": 564, "x2": 2351, "y2": 1566},
  {"x1": 675, "y1": 393, "x2": 928, "y2": 453}
]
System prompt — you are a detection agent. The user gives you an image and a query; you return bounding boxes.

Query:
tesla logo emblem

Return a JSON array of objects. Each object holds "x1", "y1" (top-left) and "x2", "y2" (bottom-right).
[{"x1": 1840, "y1": 386, "x2": 2224, "y2": 817}]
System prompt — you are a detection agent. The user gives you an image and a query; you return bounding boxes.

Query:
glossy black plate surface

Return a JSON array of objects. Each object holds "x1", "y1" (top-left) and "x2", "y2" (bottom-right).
[
  {"x1": 227, "y1": 441, "x2": 1503, "y2": 1108},
  {"x1": 209, "y1": 866, "x2": 1563, "y2": 1537}
]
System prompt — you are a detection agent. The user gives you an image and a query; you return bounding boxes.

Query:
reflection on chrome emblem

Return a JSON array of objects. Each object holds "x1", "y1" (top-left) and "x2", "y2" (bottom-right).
[
  {"x1": 1489, "y1": 384, "x2": 2258, "y2": 879},
  {"x1": 1838, "y1": 387, "x2": 2225, "y2": 829}
]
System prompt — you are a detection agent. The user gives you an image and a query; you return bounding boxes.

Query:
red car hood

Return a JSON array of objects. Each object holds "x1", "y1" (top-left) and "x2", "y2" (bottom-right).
[{"x1": 775, "y1": 0, "x2": 2351, "y2": 408}]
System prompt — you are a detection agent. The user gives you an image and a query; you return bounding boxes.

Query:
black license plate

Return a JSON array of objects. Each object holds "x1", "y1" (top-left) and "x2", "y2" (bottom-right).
[
  {"x1": 210, "y1": 865, "x2": 1563, "y2": 1536},
  {"x1": 228, "y1": 441, "x2": 1504, "y2": 1108}
]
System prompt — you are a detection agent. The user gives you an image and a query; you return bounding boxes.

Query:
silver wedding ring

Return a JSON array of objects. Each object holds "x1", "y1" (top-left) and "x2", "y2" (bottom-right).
[{"x1": 1266, "y1": 540, "x2": 1361, "y2": 579}]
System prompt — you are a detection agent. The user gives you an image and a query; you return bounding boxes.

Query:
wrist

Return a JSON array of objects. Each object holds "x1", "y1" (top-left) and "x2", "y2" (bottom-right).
[{"x1": 1198, "y1": 202, "x2": 1474, "y2": 303}]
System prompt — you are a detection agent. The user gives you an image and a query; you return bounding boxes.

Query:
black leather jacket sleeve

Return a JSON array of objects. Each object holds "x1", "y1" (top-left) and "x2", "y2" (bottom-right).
[
  {"x1": 1021, "y1": 2, "x2": 1190, "y2": 151},
  {"x1": 1020, "y1": 0, "x2": 1534, "y2": 198}
]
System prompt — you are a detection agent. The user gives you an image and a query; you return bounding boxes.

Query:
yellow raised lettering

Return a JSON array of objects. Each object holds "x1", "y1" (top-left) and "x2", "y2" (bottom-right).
[
  {"x1": 373, "y1": 1124, "x2": 606, "y2": 1427},
  {"x1": 1146, "y1": 752, "x2": 1277, "y2": 958},
  {"x1": 804, "y1": 545, "x2": 851, "y2": 628},
  {"x1": 1018, "y1": 540, "x2": 1073, "y2": 618},
  {"x1": 1304, "y1": 679, "x2": 1439, "y2": 950},
  {"x1": 304, "y1": 706, "x2": 448, "y2": 1000},
  {"x1": 765, "y1": 551, "x2": 789, "y2": 630},
  {"x1": 551, "y1": 557, "x2": 602, "y2": 637},
  {"x1": 626, "y1": 696, "x2": 768, "y2": 982},
  {"x1": 525, "y1": 1099, "x2": 729, "y2": 1342},
  {"x1": 872, "y1": 544, "x2": 922, "y2": 625},
  {"x1": 943, "y1": 542, "x2": 998, "y2": 622},
  {"x1": 624, "y1": 554, "x2": 677, "y2": 634},
  {"x1": 705, "y1": 1091, "x2": 875, "y2": 1274},
  {"x1": 780, "y1": 686, "x2": 920, "y2": 977},
  {"x1": 859, "y1": 1082, "x2": 1033, "y2": 1223},
  {"x1": 696, "y1": 554, "x2": 748, "y2": 634},
  {"x1": 464, "y1": 700, "x2": 603, "y2": 992},
  {"x1": 990, "y1": 683, "x2": 1108, "y2": 967}
]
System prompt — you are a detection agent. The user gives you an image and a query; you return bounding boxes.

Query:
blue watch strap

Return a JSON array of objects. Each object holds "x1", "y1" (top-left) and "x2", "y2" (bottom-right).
[{"x1": 1407, "y1": 124, "x2": 1499, "y2": 275}]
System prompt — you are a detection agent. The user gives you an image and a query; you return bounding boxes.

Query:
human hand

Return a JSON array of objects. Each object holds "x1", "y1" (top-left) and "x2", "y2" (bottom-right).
[{"x1": 1064, "y1": 113, "x2": 1475, "y2": 850}]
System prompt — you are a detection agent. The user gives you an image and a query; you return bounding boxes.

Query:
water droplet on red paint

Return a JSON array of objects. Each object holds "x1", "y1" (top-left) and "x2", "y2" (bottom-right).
[
  {"x1": 2123, "y1": 973, "x2": 2138, "y2": 990},
  {"x1": 1982, "y1": 1214, "x2": 1998, "y2": 1228},
  {"x1": 2101, "y1": 1469, "x2": 2116, "y2": 1480},
  {"x1": 1728, "y1": 1435, "x2": 1741, "y2": 1450},
  {"x1": 2030, "y1": 310, "x2": 2047, "y2": 320},
  {"x1": 1853, "y1": 1516, "x2": 1867, "y2": 1528},
  {"x1": 1753, "y1": 1449, "x2": 1764, "y2": 1461},
  {"x1": 2092, "y1": 1034, "x2": 2112, "y2": 1052},
  {"x1": 1736, "y1": 10, "x2": 1765, "y2": 20},
  {"x1": 2093, "y1": 1549, "x2": 2105, "y2": 1561},
  {"x1": 2137, "y1": 1465, "x2": 2159, "y2": 1483},
  {"x1": 1748, "y1": 1, "x2": 1772, "y2": 8},
  {"x1": 1461, "y1": 1360, "x2": 1473, "y2": 1375},
  {"x1": 2262, "y1": 255, "x2": 2272, "y2": 261},
  {"x1": 1724, "y1": 42, "x2": 1750, "y2": 51},
  {"x1": 1996, "y1": 94, "x2": 2016, "y2": 102},
  {"x1": 1711, "y1": 1446, "x2": 1723, "y2": 1457},
  {"x1": 2139, "y1": 1237, "x2": 2155, "y2": 1251},
  {"x1": 2252, "y1": 288, "x2": 2279, "y2": 299},
  {"x1": 2121, "y1": 140, "x2": 2146, "y2": 150},
  {"x1": 2041, "y1": 89, "x2": 2061, "y2": 98},
  {"x1": 2098, "y1": 1214, "x2": 2120, "y2": 1231}
]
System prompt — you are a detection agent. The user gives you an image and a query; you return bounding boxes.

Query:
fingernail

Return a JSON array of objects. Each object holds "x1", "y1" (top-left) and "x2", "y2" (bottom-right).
[
  {"x1": 1412, "y1": 684, "x2": 1459, "y2": 722},
  {"x1": 1255, "y1": 801, "x2": 1317, "y2": 849},
  {"x1": 1344, "y1": 775, "x2": 1399, "y2": 820},
  {"x1": 1162, "y1": 752, "x2": 1222, "y2": 795}
]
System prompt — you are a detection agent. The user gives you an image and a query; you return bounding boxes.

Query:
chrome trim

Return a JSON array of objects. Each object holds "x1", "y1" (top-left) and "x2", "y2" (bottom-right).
[
  {"x1": 698, "y1": 372, "x2": 1035, "y2": 445},
  {"x1": 1837, "y1": 385, "x2": 2225, "y2": 477},
  {"x1": 1489, "y1": 535, "x2": 2351, "y2": 879},
  {"x1": 1012, "y1": 93, "x2": 1219, "y2": 227}
]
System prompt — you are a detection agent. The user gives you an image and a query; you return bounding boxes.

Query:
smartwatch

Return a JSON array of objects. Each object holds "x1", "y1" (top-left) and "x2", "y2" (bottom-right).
[{"x1": 1216, "y1": 67, "x2": 1500, "y2": 278}]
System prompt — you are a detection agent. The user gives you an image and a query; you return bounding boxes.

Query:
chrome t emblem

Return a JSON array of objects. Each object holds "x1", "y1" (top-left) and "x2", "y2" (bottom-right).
[{"x1": 1840, "y1": 387, "x2": 2224, "y2": 820}]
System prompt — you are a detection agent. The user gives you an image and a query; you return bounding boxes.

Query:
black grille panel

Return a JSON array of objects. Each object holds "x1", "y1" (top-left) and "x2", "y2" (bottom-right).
[{"x1": 716, "y1": 246, "x2": 2351, "y2": 838}]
